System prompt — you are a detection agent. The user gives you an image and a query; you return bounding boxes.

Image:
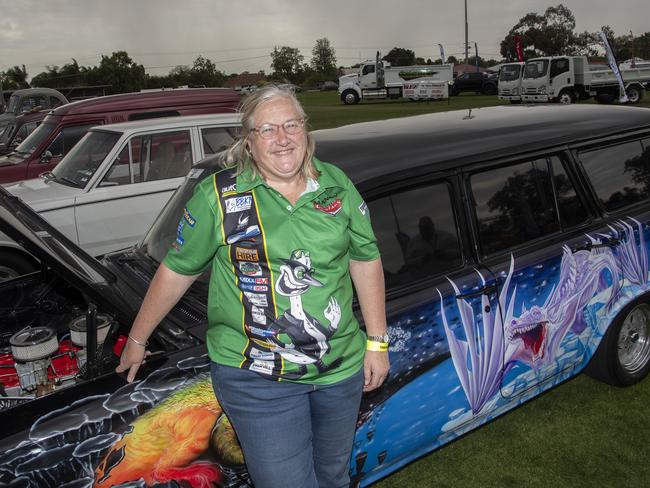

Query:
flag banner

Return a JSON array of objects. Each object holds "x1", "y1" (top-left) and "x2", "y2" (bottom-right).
[
  {"x1": 438, "y1": 44, "x2": 445, "y2": 63},
  {"x1": 599, "y1": 31, "x2": 628, "y2": 103},
  {"x1": 514, "y1": 35, "x2": 523, "y2": 62}
]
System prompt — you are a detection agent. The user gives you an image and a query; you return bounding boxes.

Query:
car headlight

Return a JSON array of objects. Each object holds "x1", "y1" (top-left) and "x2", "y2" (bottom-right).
[{"x1": 539, "y1": 85, "x2": 546, "y2": 94}]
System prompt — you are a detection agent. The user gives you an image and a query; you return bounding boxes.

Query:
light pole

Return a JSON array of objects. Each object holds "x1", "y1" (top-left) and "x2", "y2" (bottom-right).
[{"x1": 464, "y1": 0, "x2": 469, "y2": 66}]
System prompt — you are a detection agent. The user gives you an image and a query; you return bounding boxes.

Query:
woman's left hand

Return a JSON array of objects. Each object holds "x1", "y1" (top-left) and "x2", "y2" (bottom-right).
[{"x1": 363, "y1": 350, "x2": 390, "y2": 392}]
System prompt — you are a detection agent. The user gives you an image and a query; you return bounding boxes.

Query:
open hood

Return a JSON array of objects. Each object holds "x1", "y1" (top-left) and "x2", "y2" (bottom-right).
[{"x1": 0, "y1": 185, "x2": 134, "y2": 319}]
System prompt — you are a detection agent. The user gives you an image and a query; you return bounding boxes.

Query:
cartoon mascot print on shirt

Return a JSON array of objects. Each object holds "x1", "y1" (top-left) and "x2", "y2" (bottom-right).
[{"x1": 263, "y1": 249, "x2": 343, "y2": 379}]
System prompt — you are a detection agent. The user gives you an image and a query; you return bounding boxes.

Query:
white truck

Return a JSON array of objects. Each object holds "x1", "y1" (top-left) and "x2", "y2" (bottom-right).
[
  {"x1": 520, "y1": 56, "x2": 650, "y2": 104},
  {"x1": 497, "y1": 62, "x2": 525, "y2": 104},
  {"x1": 338, "y1": 54, "x2": 453, "y2": 104}
]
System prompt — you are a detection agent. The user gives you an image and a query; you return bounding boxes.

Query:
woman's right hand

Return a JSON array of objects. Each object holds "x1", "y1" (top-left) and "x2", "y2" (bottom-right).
[{"x1": 115, "y1": 340, "x2": 149, "y2": 382}]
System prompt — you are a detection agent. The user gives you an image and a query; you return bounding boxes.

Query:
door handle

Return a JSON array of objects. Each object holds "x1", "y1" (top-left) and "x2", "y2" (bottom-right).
[
  {"x1": 455, "y1": 282, "x2": 498, "y2": 300},
  {"x1": 572, "y1": 237, "x2": 621, "y2": 252}
]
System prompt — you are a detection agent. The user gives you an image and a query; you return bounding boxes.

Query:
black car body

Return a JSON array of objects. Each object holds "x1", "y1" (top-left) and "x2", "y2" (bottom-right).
[
  {"x1": 2, "y1": 105, "x2": 650, "y2": 487},
  {"x1": 451, "y1": 71, "x2": 497, "y2": 95}
]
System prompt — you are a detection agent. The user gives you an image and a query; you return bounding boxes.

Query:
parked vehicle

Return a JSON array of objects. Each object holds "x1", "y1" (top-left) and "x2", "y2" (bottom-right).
[
  {"x1": 497, "y1": 62, "x2": 525, "y2": 103},
  {"x1": 0, "y1": 110, "x2": 48, "y2": 156},
  {"x1": 521, "y1": 55, "x2": 650, "y2": 104},
  {"x1": 0, "y1": 87, "x2": 68, "y2": 132},
  {"x1": 0, "y1": 88, "x2": 240, "y2": 184},
  {"x1": 0, "y1": 113, "x2": 240, "y2": 277},
  {"x1": 2, "y1": 104, "x2": 650, "y2": 487},
  {"x1": 450, "y1": 70, "x2": 497, "y2": 95},
  {"x1": 338, "y1": 53, "x2": 453, "y2": 104}
]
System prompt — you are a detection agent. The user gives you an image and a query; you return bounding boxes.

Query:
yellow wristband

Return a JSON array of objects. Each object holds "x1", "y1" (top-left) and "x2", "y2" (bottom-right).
[{"x1": 366, "y1": 340, "x2": 389, "y2": 352}]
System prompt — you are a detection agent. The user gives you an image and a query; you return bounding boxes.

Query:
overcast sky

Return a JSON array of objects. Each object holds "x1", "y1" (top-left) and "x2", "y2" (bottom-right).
[{"x1": 1, "y1": 0, "x2": 648, "y2": 79}]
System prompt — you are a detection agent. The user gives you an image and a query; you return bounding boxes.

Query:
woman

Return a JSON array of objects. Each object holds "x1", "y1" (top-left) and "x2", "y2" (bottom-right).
[{"x1": 117, "y1": 84, "x2": 389, "y2": 488}]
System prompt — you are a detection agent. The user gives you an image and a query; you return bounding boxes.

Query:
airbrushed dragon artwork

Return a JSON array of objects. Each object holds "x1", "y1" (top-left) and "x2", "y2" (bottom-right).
[{"x1": 1, "y1": 218, "x2": 648, "y2": 487}]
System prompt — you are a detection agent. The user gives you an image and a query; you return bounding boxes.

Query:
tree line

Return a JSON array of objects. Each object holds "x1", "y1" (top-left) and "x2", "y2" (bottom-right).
[{"x1": 2, "y1": 4, "x2": 648, "y2": 94}]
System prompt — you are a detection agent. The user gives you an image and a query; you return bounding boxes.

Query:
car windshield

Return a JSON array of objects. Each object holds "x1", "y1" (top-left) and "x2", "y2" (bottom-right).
[
  {"x1": 6, "y1": 95, "x2": 19, "y2": 114},
  {"x1": 141, "y1": 155, "x2": 222, "y2": 264},
  {"x1": 523, "y1": 60, "x2": 548, "y2": 79},
  {"x1": 11, "y1": 120, "x2": 56, "y2": 159},
  {"x1": 499, "y1": 65, "x2": 522, "y2": 82},
  {"x1": 51, "y1": 130, "x2": 121, "y2": 188}
]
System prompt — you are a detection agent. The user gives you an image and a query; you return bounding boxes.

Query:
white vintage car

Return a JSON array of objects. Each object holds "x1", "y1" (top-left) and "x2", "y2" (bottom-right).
[{"x1": 0, "y1": 113, "x2": 240, "y2": 277}]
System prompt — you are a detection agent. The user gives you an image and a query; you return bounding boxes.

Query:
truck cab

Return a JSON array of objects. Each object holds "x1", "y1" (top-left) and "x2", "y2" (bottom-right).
[
  {"x1": 497, "y1": 62, "x2": 525, "y2": 103},
  {"x1": 521, "y1": 56, "x2": 591, "y2": 104}
]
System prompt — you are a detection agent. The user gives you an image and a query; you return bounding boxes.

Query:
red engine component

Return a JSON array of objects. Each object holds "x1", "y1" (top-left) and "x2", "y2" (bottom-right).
[
  {"x1": 113, "y1": 335, "x2": 127, "y2": 357},
  {"x1": 0, "y1": 353, "x2": 19, "y2": 389},
  {"x1": 50, "y1": 340, "x2": 81, "y2": 379}
]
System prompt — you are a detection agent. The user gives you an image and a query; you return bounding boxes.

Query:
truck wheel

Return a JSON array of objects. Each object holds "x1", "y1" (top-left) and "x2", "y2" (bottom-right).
[
  {"x1": 482, "y1": 84, "x2": 497, "y2": 96},
  {"x1": 557, "y1": 90, "x2": 576, "y2": 104},
  {"x1": 626, "y1": 85, "x2": 645, "y2": 104},
  {"x1": 0, "y1": 250, "x2": 38, "y2": 282},
  {"x1": 341, "y1": 90, "x2": 360, "y2": 105},
  {"x1": 509, "y1": 100, "x2": 522, "y2": 105},
  {"x1": 586, "y1": 299, "x2": 650, "y2": 386}
]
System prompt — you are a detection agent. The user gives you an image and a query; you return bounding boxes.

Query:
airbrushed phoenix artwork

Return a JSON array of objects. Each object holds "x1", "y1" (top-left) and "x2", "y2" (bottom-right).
[{"x1": 1, "y1": 217, "x2": 648, "y2": 488}]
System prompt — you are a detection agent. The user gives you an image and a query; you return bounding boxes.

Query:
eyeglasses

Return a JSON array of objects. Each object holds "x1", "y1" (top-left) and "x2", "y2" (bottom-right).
[{"x1": 251, "y1": 118, "x2": 305, "y2": 140}]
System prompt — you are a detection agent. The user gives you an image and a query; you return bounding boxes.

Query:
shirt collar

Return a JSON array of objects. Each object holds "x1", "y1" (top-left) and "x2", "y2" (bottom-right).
[{"x1": 235, "y1": 157, "x2": 342, "y2": 193}]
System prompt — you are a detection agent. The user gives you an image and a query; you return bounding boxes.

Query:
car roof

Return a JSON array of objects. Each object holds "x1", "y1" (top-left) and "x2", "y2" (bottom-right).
[
  {"x1": 9, "y1": 87, "x2": 66, "y2": 97},
  {"x1": 313, "y1": 104, "x2": 650, "y2": 187},
  {"x1": 91, "y1": 112, "x2": 242, "y2": 134},
  {"x1": 47, "y1": 88, "x2": 239, "y2": 117}
]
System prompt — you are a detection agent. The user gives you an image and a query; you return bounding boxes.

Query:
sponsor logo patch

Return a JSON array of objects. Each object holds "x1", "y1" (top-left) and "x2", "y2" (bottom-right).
[
  {"x1": 240, "y1": 283, "x2": 269, "y2": 292},
  {"x1": 236, "y1": 214, "x2": 250, "y2": 231},
  {"x1": 225, "y1": 196, "x2": 252, "y2": 213},
  {"x1": 240, "y1": 276, "x2": 269, "y2": 285},
  {"x1": 236, "y1": 247, "x2": 259, "y2": 262},
  {"x1": 227, "y1": 225, "x2": 261, "y2": 245},
  {"x1": 183, "y1": 207, "x2": 196, "y2": 227},
  {"x1": 244, "y1": 291, "x2": 268, "y2": 307},
  {"x1": 239, "y1": 261, "x2": 262, "y2": 276},
  {"x1": 314, "y1": 199, "x2": 343, "y2": 216},
  {"x1": 175, "y1": 221, "x2": 185, "y2": 245},
  {"x1": 221, "y1": 183, "x2": 237, "y2": 196},
  {"x1": 245, "y1": 324, "x2": 275, "y2": 337},
  {"x1": 251, "y1": 306, "x2": 267, "y2": 325},
  {"x1": 250, "y1": 360, "x2": 274, "y2": 375},
  {"x1": 249, "y1": 347, "x2": 274, "y2": 360},
  {"x1": 358, "y1": 201, "x2": 368, "y2": 217}
]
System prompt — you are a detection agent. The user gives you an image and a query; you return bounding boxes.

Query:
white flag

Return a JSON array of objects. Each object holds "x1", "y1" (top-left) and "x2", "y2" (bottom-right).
[{"x1": 599, "y1": 31, "x2": 628, "y2": 103}]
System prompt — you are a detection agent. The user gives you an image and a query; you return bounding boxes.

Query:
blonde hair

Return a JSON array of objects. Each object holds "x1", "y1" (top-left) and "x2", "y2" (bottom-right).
[{"x1": 221, "y1": 84, "x2": 318, "y2": 180}]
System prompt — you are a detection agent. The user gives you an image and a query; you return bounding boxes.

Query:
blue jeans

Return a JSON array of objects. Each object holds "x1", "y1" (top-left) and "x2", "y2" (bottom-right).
[{"x1": 211, "y1": 362, "x2": 364, "y2": 488}]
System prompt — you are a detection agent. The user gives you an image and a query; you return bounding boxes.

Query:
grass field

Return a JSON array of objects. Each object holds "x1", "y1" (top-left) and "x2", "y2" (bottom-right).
[
  {"x1": 295, "y1": 91, "x2": 650, "y2": 488},
  {"x1": 298, "y1": 90, "x2": 650, "y2": 130}
]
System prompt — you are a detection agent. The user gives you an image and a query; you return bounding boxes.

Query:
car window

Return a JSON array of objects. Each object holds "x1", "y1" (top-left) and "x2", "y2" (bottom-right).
[
  {"x1": 578, "y1": 139, "x2": 650, "y2": 212},
  {"x1": 145, "y1": 131, "x2": 192, "y2": 182},
  {"x1": 201, "y1": 126, "x2": 237, "y2": 155},
  {"x1": 21, "y1": 96, "x2": 46, "y2": 112},
  {"x1": 362, "y1": 65, "x2": 375, "y2": 76},
  {"x1": 367, "y1": 182, "x2": 462, "y2": 290},
  {"x1": 550, "y1": 58, "x2": 569, "y2": 78},
  {"x1": 550, "y1": 155, "x2": 589, "y2": 227},
  {"x1": 50, "y1": 96, "x2": 65, "y2": 109},
  {"x1": 46, "y1": 124, "x2": 97, "y2": 158},
  {"x1": 471, "y1": 158, "x2": 567, "y2": 256}
]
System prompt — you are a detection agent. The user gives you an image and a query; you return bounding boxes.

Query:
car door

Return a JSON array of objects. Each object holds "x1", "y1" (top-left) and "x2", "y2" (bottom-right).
[
  {"x1": 463, "y1": 152, "x2": 612, "y2": 400},
  {"x1": 74, "y1": 125, "x2": 236, "y2": 256},
  {"x1": 349, "y1": 172, "x2": 506, "y2": 482}
]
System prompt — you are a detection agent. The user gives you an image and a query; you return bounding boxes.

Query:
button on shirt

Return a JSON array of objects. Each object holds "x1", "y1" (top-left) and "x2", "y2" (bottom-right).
[{"x1": 164, "y1": 158, "x2": 379, "y2": 385}]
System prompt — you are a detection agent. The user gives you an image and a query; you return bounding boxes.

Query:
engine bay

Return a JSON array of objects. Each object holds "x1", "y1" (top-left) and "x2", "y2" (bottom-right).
[{"x1": 0, "y1": 271, "x2": 128, "y2": 408}]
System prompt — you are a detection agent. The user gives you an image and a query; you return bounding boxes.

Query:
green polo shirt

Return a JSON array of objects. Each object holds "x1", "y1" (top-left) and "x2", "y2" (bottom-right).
[{"x1": 163, "y1": 158, "x2": 379, "y2": 385}]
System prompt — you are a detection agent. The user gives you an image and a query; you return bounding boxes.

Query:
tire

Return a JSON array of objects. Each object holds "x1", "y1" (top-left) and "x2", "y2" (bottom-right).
[
  {"x1": 510, "y1": 100, "x2": 522, "y2": 105},
  {"x1": 586, "y1": 299, "x2": 650, "y2": 386},
  {"x1": 626, "y1": 85, "x2": 645, "y2": 104},
  {"x1": 341, "y1": 90, "x2": 360, "y2": 105},
  {"x1": 0, "y1": 250, "x2": 38, "y2": 282},
  {"x1": 557, "y1": 90, "x2": 576, "y2": 105}
]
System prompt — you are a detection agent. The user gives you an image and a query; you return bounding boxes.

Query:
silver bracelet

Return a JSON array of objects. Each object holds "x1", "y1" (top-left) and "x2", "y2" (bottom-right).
[{"x1": 128, "y1": 334, "x2": 149, "y2": 347}]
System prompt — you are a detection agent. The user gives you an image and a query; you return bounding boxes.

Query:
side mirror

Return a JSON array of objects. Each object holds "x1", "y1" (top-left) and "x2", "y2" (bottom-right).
[{"x1": 40, "y1": 150, "x2": 53, "y2": 163}]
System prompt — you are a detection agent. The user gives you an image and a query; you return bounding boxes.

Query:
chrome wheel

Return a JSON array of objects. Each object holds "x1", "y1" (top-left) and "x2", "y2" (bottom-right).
[
  {"x1": 626, "y1": 87, "x2": 642, "y2": 104},
  {"x1": 617, "y1": 304, "x2": 650, "y2": 375},
  {"x1": 558, "y1": 91, "x2": 575, "y2": 104}
]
